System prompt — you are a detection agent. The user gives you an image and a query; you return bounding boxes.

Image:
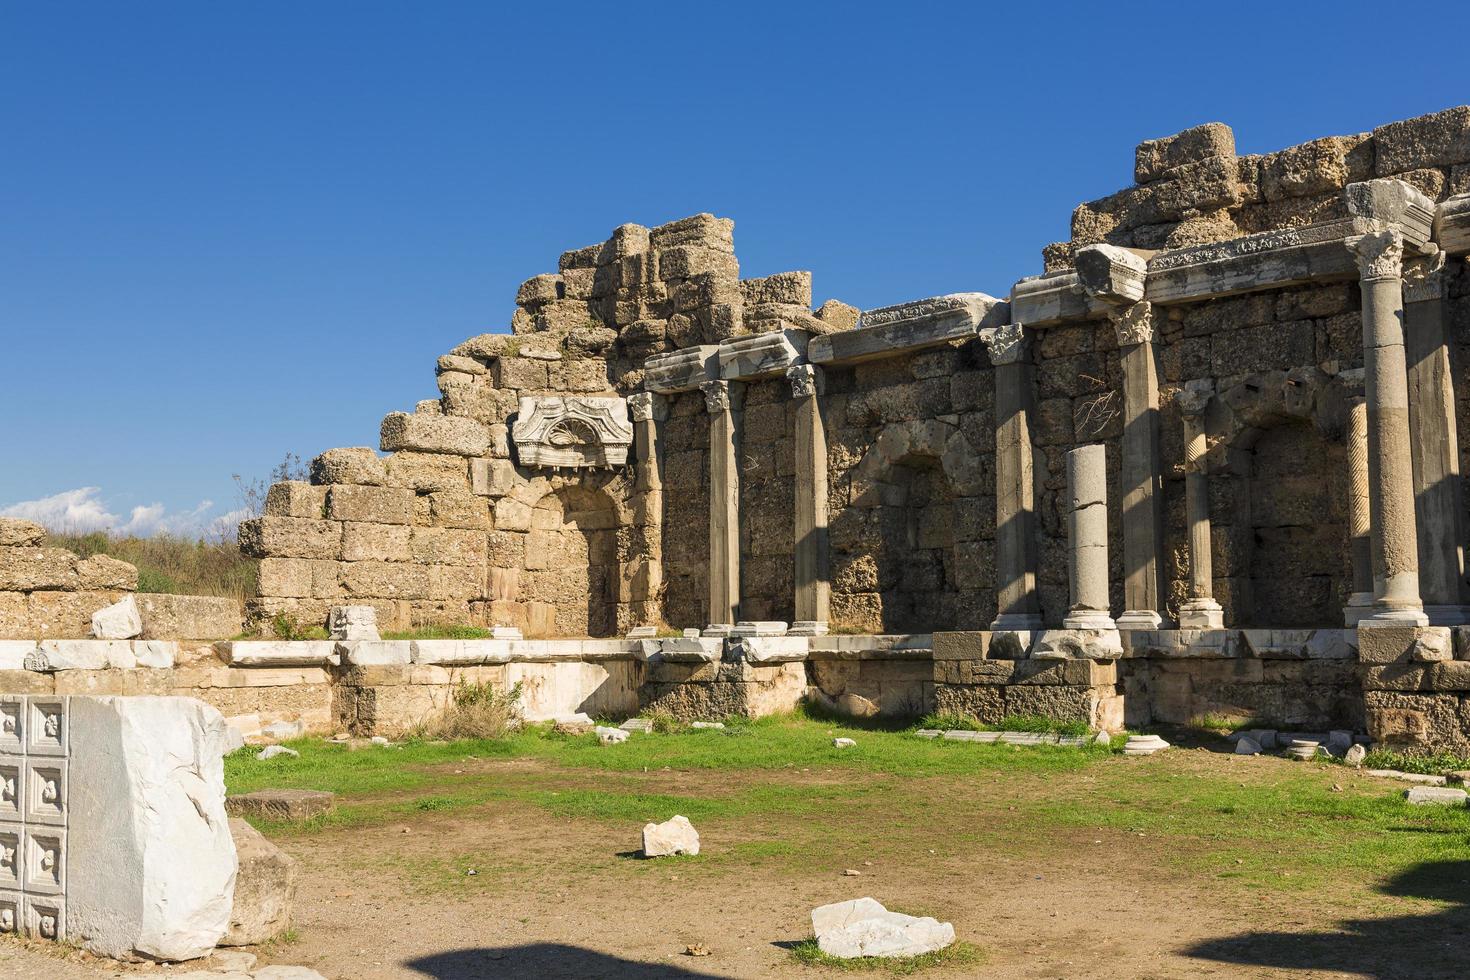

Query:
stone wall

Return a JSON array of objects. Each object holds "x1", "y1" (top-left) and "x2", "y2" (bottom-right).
[{"x1": 0, "y1": 518, "x2": 137, "y2": 638}]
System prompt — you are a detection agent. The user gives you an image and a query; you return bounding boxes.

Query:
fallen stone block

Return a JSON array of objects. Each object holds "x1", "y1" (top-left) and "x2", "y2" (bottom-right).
[
  {"x1": 1367, "y1": 768, "x2": 1447, "y2": 785},
  {"x1": 260, "y1": 719, "x2": 305, "y2": 741},
  {"x1": 226, "y1": 789, "x2": 336, "y2": 822},
  {"x1": 619, "y1": 718, "x2": 654, "y2": 733},
  {"x1": 91, "y1": 595, "x2": 143, "y2": 640},
  {"x1": 1344, "y1": 744, "x2": 1367, "y2": 767},
  {"x1": 914, "y1": 729, "x2": 941, "y2": 739},
  {"x1": 221, "y1": 818, "x2": 298, "y2": 946},
  {"x1": 642, "y1": 815, "x2": 699, "y2": 857},
  {"x1": 1234, "y1": 737, "x2": 1262, "y2": 755},
  {"x1": 690, "y1": 721, "x2": 725, "y2": 730},
  {"x1": 257, "y1": 746, "x2": 299, "y2": 761},
  {"x1": 833, "y1": 737, "x2": 857, "y2": 749},
  {"x1": 595, "y1": 725, "x2": 628, "y2": 744},
  {"x1": 1405, "y1": 786, "x2": 1469, "y2": 806},
  {"x1": 811, "y1": 897, "x2": 955, "y2": 959}
]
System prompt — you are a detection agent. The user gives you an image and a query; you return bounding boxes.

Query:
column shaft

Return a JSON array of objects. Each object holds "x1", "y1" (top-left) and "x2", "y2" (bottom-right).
[
  {"x1": 1064, "y1": 444, "x2": 1115, "y2": 629},
  {"x1": 789, "y1": 366, "x2": 830, "y2": 630},
  {"x1": 1176, "y1": 389, "x2": 1224, "y2": 629},
  {"x1": 1343, "y1": 395, "x2": 1375, "y2": 624},
  {"x1": 703, "y1": 381, "x2": 741, "y2": 628},
  {"x1": 987, "y1": 324, "x2": 1041, "y2": 629},
  {"x1": 627, "y1": 392, "x2": 666, "y2": 628},
  {"x1": 1111, "y1": 302, "x2": 1166, "y2": 628}
]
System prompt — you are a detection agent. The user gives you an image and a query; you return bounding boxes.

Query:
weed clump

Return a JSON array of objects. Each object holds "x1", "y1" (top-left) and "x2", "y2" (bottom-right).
[{"x1": 411, "y1": 681, "x2": 523, "y2": 741}]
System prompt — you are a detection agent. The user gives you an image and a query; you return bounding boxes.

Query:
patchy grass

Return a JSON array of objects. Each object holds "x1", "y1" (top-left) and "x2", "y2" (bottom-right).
[
  {"x1": 52, "y1": 530, "x2": 255, "y2": 604},
  {"x1": 789, "y1": 939, "x2": 986, "y2": 975},
  {"x1": 917, "y1": 712, "x2": 1091, "y2": 738},
  {"x1": 1362, "y1": 748, "x2": 1470, "y2": 775},
  {"x1": 381, "y1": 624, "x2": 495, "y2": 640}
]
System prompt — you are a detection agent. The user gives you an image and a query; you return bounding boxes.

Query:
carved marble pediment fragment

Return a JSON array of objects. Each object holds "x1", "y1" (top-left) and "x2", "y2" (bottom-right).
[{"x1": 512, "y1": 396, "x2": 633, "y2": 469}]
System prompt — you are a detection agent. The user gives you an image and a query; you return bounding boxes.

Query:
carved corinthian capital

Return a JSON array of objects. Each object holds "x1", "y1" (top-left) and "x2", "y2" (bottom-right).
[
  {"x1": 1173, "y1": 383, "x2": 1213, "y2": 418},
  {"x1": 1402, "y1": 250, "x2": 1447, "y2": 303},
  {"x1": 786, "y1": 364, "x2": 822, "y2": 399},
  {"x1": 627, "y1": 391, "x2": 668, "y2": 423},
  {"x1": 984, "y1": 322, "x2": 1028, "y2": 365},
  {"x1": 1347, "y1": 230, "x2": 1404, "y2": 283},
  {"x1": 1108, "y1": 301, "x2": 1154, "y2": 347},
  {"x1": 700, "y1": 380, "x2": 731, "y2": 414}
]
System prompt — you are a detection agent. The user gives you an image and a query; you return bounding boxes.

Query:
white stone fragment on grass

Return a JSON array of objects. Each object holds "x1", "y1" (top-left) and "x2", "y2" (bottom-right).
[
  {"x1": 67, "y1": 696, "x2": 237, "y2": 961},
  {"x1": 1368, "y1": 769, "x2": 1447, "y2": 785},
  {"x1": 595, "y1": 725, "x2": 628, "y2": 744},
  {"x1": 91, "y1": 594, "x2": 143, "y2": 639},
  {"x1": 690, "y1": 721, "x2": 725, "y2": 729},
  {"x1": 256, "y1": 745, "x2": 299, "y2": 761},
  {"x1": 1235, "y1": 737, "x2": 1262, "y2": 755},
  {"x1": 914, "y1": 729, "x2": 941, "y2": 739},
  {"x1": 642, "y1": 815, "x2": 699, "y2": 857},
  {"x1": 1122, "y1": 734, "x2": 1170, "y2": 756},
  {"x1": 553, "y1": 712, "x2": 594, "y2": 727},
  {"x1": 370, "y1": 735, "x2": 389, "y2": 746},
  {"x1": 1093, "y1": 731, "x2": 1112, "y2": 747},
  {"x1": 1405, "y1": 786, "x2": 1469, "y2": 806},
  {"x1": 1344, "y1": 744, "x2": 1367, "y2": 767},
  {"x1": 811, "y1": 897, "x2": 955, "y2": 959},
  {"x1": 833, "y1": 737, "x2": 857, "y2": 748}
]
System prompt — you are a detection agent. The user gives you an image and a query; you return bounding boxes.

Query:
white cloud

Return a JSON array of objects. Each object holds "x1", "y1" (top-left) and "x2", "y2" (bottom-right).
[{"x1": 1, "y1": 487, "x2": 246, "y2": 541}]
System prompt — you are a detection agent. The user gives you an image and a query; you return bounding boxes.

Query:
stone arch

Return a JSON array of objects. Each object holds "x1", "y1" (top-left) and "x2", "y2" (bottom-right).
[
  {"x1": 1208, "y1": 369, "x2": 1354, "y2": 627},
  {"x1": 521, "y1": 483, "x2": 621, "y2": 637},
  {"x1": 832, "y1": 420, "x2": 987, "y2": 633}
]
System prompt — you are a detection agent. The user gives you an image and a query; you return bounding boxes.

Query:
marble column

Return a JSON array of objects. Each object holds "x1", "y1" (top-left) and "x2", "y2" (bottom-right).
[
  {"x1": 1403, "y1": 252, "x2": 1469, "y2": 624},
  {"x1": 1175, "y1": 384, "x2": 1224, "y2": 628},
  {"x1": 1343, "y1": 393, "x2": 1376, "y2": 625},
  {"x1": 702, "y1": 380, "x2": 741, "y2": 631},
  {"x1": 1063, "y1": 444, "x2": 1115, "y2": 630},
  {"x1": 1348, "y1": 230, "x2": 1428, "y2": 627},
  {"x1": 1109, "y1": 301, "x2": 1167, "y2": 628},
  {"x1": 986, "y1": 323, "x2": 1042, "y2": 630},
  {"x1": 627, "y1": 392, "x2": 667, "y2": 628},
  {"x1": 787, "y1": 365, "x2": 830, "y2": 634}
]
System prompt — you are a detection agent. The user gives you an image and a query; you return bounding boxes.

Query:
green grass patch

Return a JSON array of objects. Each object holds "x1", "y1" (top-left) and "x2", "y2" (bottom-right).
[
  {"x1": 381, "y1": 624, "x2": 494, "y2": 640},
  {"x1": 1362, "y1": 749, "x2": 1470, "y2": 775},
  {"x1": 789, "y1": 939, "x2": 985, "y2": 974},
  {"x1": 916, "y1": 712, "x2": 1090, "y2": 738}
]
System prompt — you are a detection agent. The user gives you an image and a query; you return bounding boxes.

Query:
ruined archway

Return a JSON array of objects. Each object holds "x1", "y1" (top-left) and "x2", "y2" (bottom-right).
[{"x1": 521, "y1": 485, "x2": 620, "y2": 637}]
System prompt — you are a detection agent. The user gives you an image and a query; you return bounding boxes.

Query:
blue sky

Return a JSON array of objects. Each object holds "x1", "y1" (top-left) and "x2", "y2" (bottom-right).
[{"x1": 1, "y1": 1, "x2": 1463, "y2": 536}]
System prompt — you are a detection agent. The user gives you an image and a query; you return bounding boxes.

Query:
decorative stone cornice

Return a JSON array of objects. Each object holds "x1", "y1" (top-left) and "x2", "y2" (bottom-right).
[
  {"x1": 1107, "y1": 301, "x2": 1155, "y2": 347},
  {"x1": 983, "y1": 322, "x2": 1028, "y2": 366},
  {"x1": 1347, "y1": 230, "x2": 1404, "y2": 284},
  {"x1": 786, "y1": 364, "x2": 822, "y2": 399},
  {"x1": 1075, "y1": 244, "x2": 1149, "y2": 304},
  {"x1": 701, "y1": 380, "x2": 732, "y2": 414},
  {"x1": 1402, "y1": 250, "x2": 1448, "y2": 303},
  {"x1": 627, "y1": 391, "x2": 668, "y2": 423},
  {"x1": 1345, "y1": 178, "x2": 1435, "y2": 248}
]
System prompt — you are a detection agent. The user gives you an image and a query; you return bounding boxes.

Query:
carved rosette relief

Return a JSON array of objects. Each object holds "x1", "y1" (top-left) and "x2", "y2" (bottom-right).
[{"x1": 511, "y1": 395, "x2": 634, "y2": 469}]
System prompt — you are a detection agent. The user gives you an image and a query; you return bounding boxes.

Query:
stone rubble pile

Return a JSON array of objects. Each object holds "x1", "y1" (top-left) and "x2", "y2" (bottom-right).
[{"x1": 811, "y1": 897, "x2": 955, "y2": 959}]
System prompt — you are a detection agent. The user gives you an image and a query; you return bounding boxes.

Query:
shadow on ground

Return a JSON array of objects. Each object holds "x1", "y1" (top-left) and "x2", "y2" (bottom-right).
[
  {"x1": 405, "y1": 944, "x2": 730, "y2": 979},
  {"x1": 1185, "y1": 859, "x2": 1470, "y2": 978}
]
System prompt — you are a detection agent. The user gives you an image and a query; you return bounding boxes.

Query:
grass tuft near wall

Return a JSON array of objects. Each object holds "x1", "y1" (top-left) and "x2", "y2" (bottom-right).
[{"x1": 52, "y1": 531, "x2": 257, "y2": 605}]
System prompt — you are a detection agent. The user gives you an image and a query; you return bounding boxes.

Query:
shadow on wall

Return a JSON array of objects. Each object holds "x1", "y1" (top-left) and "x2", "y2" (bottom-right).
[
  {"x1": 1184, "y1": 859, "x2": 1470, "y2": 978},
  {"x1": 405, "y1": 944, "x2": 728, "y2": 979}
]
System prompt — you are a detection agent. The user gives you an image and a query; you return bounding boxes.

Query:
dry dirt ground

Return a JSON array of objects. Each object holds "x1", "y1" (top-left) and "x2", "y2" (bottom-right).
[{"x1": 4, "y1": 746, "x2": 1468, "y2": 980}]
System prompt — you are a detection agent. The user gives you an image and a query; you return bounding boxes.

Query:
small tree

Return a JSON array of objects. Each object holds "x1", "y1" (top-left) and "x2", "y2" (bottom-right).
[{"x1": 233, "y1": 453, "x2": 309, "y2": 518}]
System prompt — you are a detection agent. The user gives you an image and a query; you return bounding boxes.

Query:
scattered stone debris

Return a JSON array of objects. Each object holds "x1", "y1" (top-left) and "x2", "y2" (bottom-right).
[
  {"x1": 642, "y1": 815, "x2": 700, "y2": 857},
  {"x1": 690, "y1": 721, "x2": 725, "y2": 730},
  {"x1": 1344, "y1": 744, "x2": 1367, "y2": 767},
  {"x1": 223, "y1": 818, "x2": 298, "y2": 946},
  {"x1": 595, "y1": 725, "x2": 629, "y2": 745},
  {"x1": 1405, "y1": 786, "x2": 1469, "y2": 806},
  {"x1": 256, "y1": 745, "x2": 299, "y2": 761},
  {"x1": 227, "y1": 789, "x2": 337, "y2": 822},
  {"x1": 1369, "y1": 769, "x2": 1448, "y2": 785},
  {"x1": 833, "y1": 737, "x2": 857, "y2": 748},
  {"x1": 685, "y1": 943, "x2": 711, "y2": 957},
  {"x1": 811, "y1": 897, "x2": 955, "y2": 959},
  {"x1": 1234, "y1": 737, "x2": 1262, "y2": 756},
  {"x1": 1122, "y1": 734, "x2": 1170, "y2": 756}
]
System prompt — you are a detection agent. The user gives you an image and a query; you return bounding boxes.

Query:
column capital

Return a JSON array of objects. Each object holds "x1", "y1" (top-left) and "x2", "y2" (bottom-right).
[
  {"x1": 786, "y1": 364, "x2": 823, "y2": 399},
  {"x1": 627, "y1": 391, "x2": 669, "y2": 423},
  {"x1": 1107, "y1": 300, "x2": 1155, "y2": 347},
  {"x1": 1402, "y1": 250, "x2": 1448, "y2": 303},
  {"x1": 1173, "y1": 382, "x2": 1213, "y2": 419},
  {"x1": 1347, "y1": 230, "x2": 1404, "y2": 283},
  {"x1": 1075, "y1": 243, "x2": 1148, "y2": 304},
  {"x1": 700, "y1": 380, "x2": 732, "y2": 414},
  {"x1": 984, "y1": 322, "x2": 1029, "y2": 365}
]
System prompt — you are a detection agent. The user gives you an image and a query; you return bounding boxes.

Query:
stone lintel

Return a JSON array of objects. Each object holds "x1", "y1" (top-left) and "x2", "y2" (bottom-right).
[
  {"x1": 642, "y1": 345, "x2": 720, "y2": 393},
  {"x1": 807, "y1": 293, "x2": 1007, "y2": 365},
  {"x1": 717, "y1": 329, "x2": 808, "y2": 381},
  {"x1": 1009, "y1": 271, "x2": 1111, "y2": 326},
  {"x1": 1074, "y1": 244, "x2": 1150, "y2": 304},
  {"x1": 1434, "y1": 193, "x2": 1470, "y2": 256},
  {"x1": 1144, "y1": 219, "x2": 1360, "y2": 305}
]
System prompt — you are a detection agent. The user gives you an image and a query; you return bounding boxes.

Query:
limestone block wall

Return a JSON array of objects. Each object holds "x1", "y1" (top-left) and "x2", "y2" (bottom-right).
[
  {"x1": 738, "y1": 378, "x2": 797, "y2": 623},
  {"x1": 0, "y1": 519, "x2": 138, "y2": 639},
  {"x1": 658, "y1": 390, "x2": 710, "y2": 628}
]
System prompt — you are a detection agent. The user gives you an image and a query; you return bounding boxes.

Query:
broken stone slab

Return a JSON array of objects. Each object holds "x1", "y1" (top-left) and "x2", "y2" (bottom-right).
[
  {"x1": 227, "y1": 789, "x2": 336, "y2": 822},
  {"x1": 335, "y1": 640, "x2": 411, "y2": 666},
  {"x1": 1235, "y1": 737, "x2": 1262, "y2": 755},
  {"x1": 63, "y1": 695, "x2": 238, "y2": 961},
  {"x1": 328, "y1": 605, "x2": 380, "y2": 641},
  {"x1": 223, "y1": 641, "x2": 338, "y2": 667},
  {"x1": 221, "y1": 818, "x2": 297, "y2": 946},
  {"x1": 811, "y1": 897, "x2": 955, "y2": 960},
  {"x1": 91, "y1": 594, "x2": 143, "y2": 640},
  {"x1": 732, "y1": 636, "x2": 807, "y2": 664},
  {"x1": 619, "y1": 718, "x2": 654, "y2": 733},
  {"x1": 1367, "y1": 769, "x2": 1447, "y2": 785},
  {"x1": 808, "y1": 293, "x2": 1007, "y2": 365},
  {"x1": 642, "y1": 815, "x2": 699, "y2": 857},
  {"x1": 914, "y1": 729, "x2": 941, "y2": 739},
  {"x1": 594, "y1": 725, "x2": 628, "y2": 744},
  {"x1": 833, "y1": 737, "x2": 857, "y2": 749},
  {"x1": 1031, "y1": 628, "x2": 1123, "y2": 660},
  {"x1": 730, "y1": 620, "x2": 790, "y2": 637},
  {"x1": 717, "y1": 330, "x2": 807, "y2": 381},
  {"x1": 1122, "y1": 734, "x2": 1170, "y2": 756},
  {"x1": 689, "y1": 721, "x2": 726, "y2": 730},
  {"x1": 625, "y1": 626, "x2": 658, "y2": 639},
  {"x1": 642, "y1": 345, "x2": 719, "y2": 393},
  {"x1": 1404, "y1": 786, "x2": 1469, "y2": 806},
  {"x1": 655, "y1": 637, "x2": 723, "y2": 663},
  {"x1": 256, "y1": 746, "x2": 299, "y2": 761}
]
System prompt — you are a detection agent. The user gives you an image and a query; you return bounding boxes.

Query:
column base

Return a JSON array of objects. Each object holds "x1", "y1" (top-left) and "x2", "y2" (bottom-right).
[
  {"x1": 1177, "y1": 598, "x2": 1224, "y2": 629},
  {"x1": 1343, "y1": 592, "x2": 1376, "y2": 627},
  {"x1": 1358, "y1": 606, "x2": 1430, "y2": 629},
  {"x1": 1424, "y1": 605, "x2": 1470, "y2": 627},
  {"x1": 1063, "y1": 610, "x2": 1116, "y2": 631},
  {"x1": 991, "y1": 612, "x2": 1043, "y2": 631},
  {"x1": 702, "y1": 623, "x2": 735, "y2": 638},
  {"x1": 1116, "y1": 609, "x2": 1165, "y2": 630},
  {"x1": 788, "y1": 621, "x2": 829, "y2": 636}
]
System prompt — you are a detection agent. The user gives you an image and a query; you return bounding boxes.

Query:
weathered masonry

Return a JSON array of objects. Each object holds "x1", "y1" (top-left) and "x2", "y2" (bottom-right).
[{"x1": 229, "y1": 106, "x2": 1470, "y2": 749}]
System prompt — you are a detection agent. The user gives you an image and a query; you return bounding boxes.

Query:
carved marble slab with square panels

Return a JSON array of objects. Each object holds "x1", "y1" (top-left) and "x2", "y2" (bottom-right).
[{"x1": 0, "y1": 695, "x2": 67, "y2": 943}]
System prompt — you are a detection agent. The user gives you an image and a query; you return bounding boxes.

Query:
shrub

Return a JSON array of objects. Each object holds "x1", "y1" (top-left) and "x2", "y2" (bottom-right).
[
  {"x1": 410, "y1": 681, "x2": 523, "y2": 741},
  {"x1": 269, "y1": 611, "x2": 328, "y2": 641}
]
